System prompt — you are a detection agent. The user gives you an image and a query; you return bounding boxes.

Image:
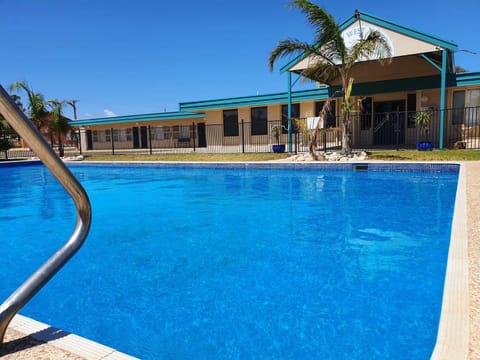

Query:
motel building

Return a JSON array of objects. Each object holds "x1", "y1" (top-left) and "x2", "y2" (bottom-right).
[{"x1": 71, "y1": 11, "x2": 480, "y2": 154}]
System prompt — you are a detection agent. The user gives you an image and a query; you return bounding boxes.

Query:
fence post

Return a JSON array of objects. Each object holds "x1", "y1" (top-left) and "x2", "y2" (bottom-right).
[
  {"x1": 78, "y1": 129, "x2": 82, "y2": 155},
  {"x1": 148, "y1": 125, "x2": 153, "y2": 155},
  {"x1": 192, "y1": 122, "x2": 196, "y2": 152},
  {"x1": 294, "y1": 132, "x2": 298, "y2": 154},
  {"x1": 241, "y1": 119, "x2": 245, "y2": 153},
  {"x1": 395, "y1": 110, "x2": 400, "y2": 151},
  {"x1": 111, "y1": 128, "x2": 115, "y2": 155}
]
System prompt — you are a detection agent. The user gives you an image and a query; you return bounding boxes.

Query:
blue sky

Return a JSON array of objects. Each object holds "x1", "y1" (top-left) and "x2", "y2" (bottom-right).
[{"x1": 1, "y1": 0, "x2": 479, "y2": 120}]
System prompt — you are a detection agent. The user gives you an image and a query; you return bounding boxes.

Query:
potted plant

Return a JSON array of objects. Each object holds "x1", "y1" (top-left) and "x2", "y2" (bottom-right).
[
  {"x1": 271, "y1": 125, "x2": 285, "y2": 153},
  {"x1": 415, "y1": 110, "x2": 434, "y2": 151}
]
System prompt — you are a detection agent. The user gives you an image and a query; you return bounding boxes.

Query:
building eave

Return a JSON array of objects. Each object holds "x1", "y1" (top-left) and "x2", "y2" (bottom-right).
[
  {"x1": 179, "y1": 88, "x2": 330, "y2": 111},
  {"x1": 70, "y1": 111, "x2": 205, "y2": 127}
]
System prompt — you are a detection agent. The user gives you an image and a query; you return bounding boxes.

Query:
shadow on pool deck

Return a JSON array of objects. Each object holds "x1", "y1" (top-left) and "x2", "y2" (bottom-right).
[{"x1": 2, "y1": 328, "x2": 82, "y2": 359}]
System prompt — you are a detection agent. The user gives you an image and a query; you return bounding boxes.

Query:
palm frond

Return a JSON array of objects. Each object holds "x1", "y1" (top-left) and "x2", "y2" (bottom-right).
[
  {"x1": 8, "y1": 81, "x2": 30, "y2": 95},
  {"x1": 290, "y1": 0, "x2": 347, "y2": 59},
  {"x1": 48, "y1": 99, "x2": 71, "y2": 134},
  {"x1": 347, "y1": 30, "x2": 392, "y2": 68},
  {"x1": 301, "y1": 61, "x2": 340, "y2": 85},
  {"x1": 269, "y1": 38, "x2": 315, "y2": 70}
]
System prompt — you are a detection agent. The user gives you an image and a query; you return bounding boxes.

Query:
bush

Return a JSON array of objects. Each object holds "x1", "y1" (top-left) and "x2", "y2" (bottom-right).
[{"x1": 0, "y1": 138, "x2": 12, "y2": 152}]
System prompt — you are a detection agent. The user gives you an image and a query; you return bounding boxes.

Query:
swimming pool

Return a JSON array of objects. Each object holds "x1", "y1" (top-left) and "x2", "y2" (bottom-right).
[{"x1": 0, "y1": 162, "x2": 458, "y2": 359}]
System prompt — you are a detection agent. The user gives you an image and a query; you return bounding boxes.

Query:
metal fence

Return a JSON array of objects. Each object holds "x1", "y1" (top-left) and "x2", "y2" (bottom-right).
[
  {"x1": 352, "y1": 107, "x2": 480, "y2": 150},
  {"x1": 1, "y1": 107, "x2": 480, "y2": 160},
  {"x1": 80, "y1": 120, "x2": 342, "y2": 156}
]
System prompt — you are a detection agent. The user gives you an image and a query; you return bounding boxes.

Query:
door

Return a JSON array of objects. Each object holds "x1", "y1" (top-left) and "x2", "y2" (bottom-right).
[
  {"x1": 197, "y1": 123, "x2": 207, "y2": 148},
  {"x1": 140, "y1": 126, "x2": 148, "y2": 148},
  {"x1": 373, "y1": 101, "x2": 406, "y2": 146},
  {"x1": 132, "y1": 127, "x2": 139, "y2": 148},
  {"x1": 86, "y1": 130, "x2": 93, "y2": 150}
]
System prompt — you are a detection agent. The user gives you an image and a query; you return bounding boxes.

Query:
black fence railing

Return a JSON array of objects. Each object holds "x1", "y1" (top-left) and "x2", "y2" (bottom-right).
[
  {"x1": 79, "y1": 120, "x2": 342, "y2": 156},
  {"x1": 1, "y1": 107, "x2": 480, "y2": 160},
  {"x1": 352, "y1": 107, "x2": 480, "y2": 150}
]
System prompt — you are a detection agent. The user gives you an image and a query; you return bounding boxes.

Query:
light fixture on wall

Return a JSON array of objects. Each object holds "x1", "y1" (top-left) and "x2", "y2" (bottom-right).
[{"x1": 421, "y1": 96, "x2": 429, "y2": 103}]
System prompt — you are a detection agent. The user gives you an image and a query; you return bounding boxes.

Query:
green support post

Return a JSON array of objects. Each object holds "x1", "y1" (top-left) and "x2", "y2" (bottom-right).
[
  {"x1": 287, "y1": 72, "x2": 292, "y2": 153},
  {"x1": 439, "y1": 49, "x2": 447, "y2": 149}
]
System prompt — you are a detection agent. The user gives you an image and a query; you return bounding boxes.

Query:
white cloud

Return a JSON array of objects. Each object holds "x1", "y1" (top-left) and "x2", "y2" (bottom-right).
[
  {"x1": 103, "y1": 109, "x2": 116, "y2": 117},
  {"x1": 84, "y1": 113, "x2": 93, "y2": 118}
]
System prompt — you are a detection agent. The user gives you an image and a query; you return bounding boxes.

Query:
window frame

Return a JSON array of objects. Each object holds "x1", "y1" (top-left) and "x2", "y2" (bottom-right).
[
  {"x1": 251, "y1": 106, "x2": 268, "y2": 136},
  {"x1": 223, "y1": 109, "x2": 239, "y2": 137}
]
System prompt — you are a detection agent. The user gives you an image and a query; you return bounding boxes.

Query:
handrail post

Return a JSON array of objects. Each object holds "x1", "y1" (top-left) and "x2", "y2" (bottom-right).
[{"x1": 0, "y1": 84, "x2": 92, "y2": 347}]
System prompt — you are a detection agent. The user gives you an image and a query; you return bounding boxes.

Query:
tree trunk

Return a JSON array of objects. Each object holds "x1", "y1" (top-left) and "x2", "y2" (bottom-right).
[
  {"x1": 58, "y1": 135, "x2": 64, "y2": 157},
  {"x1": 309, "y1": 129, "x2": 318, "y2": 160},
  {"x1": 341, "y1": 116, "x2": 351, "y2": 155}
]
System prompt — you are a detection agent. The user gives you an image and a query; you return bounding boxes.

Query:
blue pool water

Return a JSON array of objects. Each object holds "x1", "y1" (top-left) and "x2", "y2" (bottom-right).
[{"x1": 0, "y1": 163, "x2": 458, "y2": 359}]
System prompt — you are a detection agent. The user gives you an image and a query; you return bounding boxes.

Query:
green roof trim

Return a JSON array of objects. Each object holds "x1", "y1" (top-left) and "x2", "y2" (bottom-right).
[
  {"x1": 347, "y1": 75, "x2": 443, "y2": 96},
  {"x1": 340, "y1": 12, "x2": 458, "y2": 50},
  {"x1": 453, "y1": 72, "x2": 480, "y2": 87},
  {"x1": 179, "y1": 88, "x2": 330, "y2": 111},
  {"x1": 71, "y1": 111, "x2": 205, "y2": 127},
  {"x1": 279, "y1": 10, "x2": 458, "y2": 74}
]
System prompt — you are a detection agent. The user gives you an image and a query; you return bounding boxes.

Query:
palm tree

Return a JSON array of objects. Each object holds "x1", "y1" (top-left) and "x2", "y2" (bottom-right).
[
  {"x1": 48, "y1": 99, "x2": 71, "y2": 157},
  {"x1": 67, "y1": 99, "x2": 79, "y2": 120},
  {"x1": 9, "y1": 81, "x2": 47, "y2": 129},
  {"x1": 269, "y1": 0, "x2": 392, "y2": 154}
]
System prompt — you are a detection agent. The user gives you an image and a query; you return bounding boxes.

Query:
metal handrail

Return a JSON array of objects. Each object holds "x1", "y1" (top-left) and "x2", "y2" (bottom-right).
[{"x1": 0, "y1": 85, "x2": 92, "y2": 345}]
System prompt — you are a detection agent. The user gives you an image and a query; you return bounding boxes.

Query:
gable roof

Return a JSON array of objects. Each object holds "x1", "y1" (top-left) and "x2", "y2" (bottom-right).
[{"x1": 279, "y1": 10, "x2": 458, "y2": 74}]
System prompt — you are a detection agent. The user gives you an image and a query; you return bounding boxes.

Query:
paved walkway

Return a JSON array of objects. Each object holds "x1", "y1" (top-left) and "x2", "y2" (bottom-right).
[{"x1": 467, "y1": 162, "x2": 480, "y2": 359}]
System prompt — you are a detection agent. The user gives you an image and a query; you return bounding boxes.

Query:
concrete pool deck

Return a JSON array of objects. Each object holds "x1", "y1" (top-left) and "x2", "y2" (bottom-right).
[{"x1": 1, "y1": 160, "x2": 479, "y2": 359}]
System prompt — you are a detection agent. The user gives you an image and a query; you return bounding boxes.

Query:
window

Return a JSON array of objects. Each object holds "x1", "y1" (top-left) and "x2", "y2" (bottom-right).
[
  {"x1": 125, "y1": 128, "x2": 133, "y2": 141},
  {"x1": 115, "y1": 128, "x2": 132, "y2": 142},
  {"x1": 453, "y1": 91, "x2": 466, "y2": 125},
  {"x1": 315, "y1": 101, "x2": 337, "y2": 128},
  {"x1": 180, "y1": 125, "x2": 190, "y2": 139},
  {"x1": 151, "y1": 126, "x2": 162, "y2": 140},
  {"x1": 281, "y1": 103, "x2": 300, "y2": 133},
  {"x1": 223, "y1": 109, "x2": 239, "y2": 136},
  {"x1": 92, "y1": 130, "x2": 109, "y2": 142},
  {"x1": 172, "y1": 126, "x2": 180, "y2": 139},
  {"x1": 407, "y1": 93, "x2": 417, "y2": 128},
  {"x1": 251, "y1": 106, "x2": 268, "y2": 135},
  {"x1": 163, "y1": 126, "x2": 172, "y2": 139},
  {"x1": 466, "y1": 89, "x2": 480, "y2": 125}
]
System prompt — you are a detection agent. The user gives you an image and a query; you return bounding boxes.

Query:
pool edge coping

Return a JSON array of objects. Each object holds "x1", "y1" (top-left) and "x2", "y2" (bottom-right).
[
  {"x1": 431, "y1": 162, "x2": 469, "y2": 360},
  {"x1": 9, "y1": 314, "x2": 139, "y2": 359}
]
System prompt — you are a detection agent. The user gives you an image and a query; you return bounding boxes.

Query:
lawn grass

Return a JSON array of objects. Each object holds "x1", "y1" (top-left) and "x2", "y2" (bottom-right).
[
  {"x1": 367, "y1": 149, "x2": 480, "y2": 161},
  {"x1": 82, "y1": 152, "x2": 291, "y2": 162},
  {"x1": 79, "y1": 149, "x2": 480, "y2": 162}
]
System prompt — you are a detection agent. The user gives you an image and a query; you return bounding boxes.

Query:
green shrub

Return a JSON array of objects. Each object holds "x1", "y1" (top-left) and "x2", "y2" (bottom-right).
[{"x1": 0, "y1": 138, "x2": 12, "y2": 152}]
